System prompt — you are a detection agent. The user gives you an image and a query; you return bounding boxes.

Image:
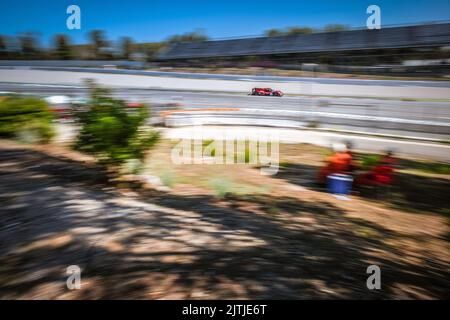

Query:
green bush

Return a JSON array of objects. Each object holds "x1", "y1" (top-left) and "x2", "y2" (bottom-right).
[
  {"x1": 0, "y1": 95, "x2": 54, "y2": 143},
  {"x1": 405, "y1": 160, "x2": 450, "y2": 175},
  {"x1": 208, "y1": 177, "x2": 234, "y2": 198},
  {"x1": 160, "y1": 170, "x2": 177, "y2": 188},
  {"x1": 360, "y1": 154, "x2": 382, "y2": 170},
  {"x1": 73, "y1": 82, "x2": 159, "y2": 169}
]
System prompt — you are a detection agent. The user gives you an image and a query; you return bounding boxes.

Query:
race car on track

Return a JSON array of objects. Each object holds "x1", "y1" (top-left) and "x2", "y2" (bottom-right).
[{"x1": 250, "y1": 87, "x2": 283, "y2": 97}]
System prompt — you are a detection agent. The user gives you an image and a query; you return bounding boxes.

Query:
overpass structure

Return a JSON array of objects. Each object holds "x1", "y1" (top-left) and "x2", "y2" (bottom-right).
[{"x1": 157, "y1": 23, "x2": 450, "y2": 60}]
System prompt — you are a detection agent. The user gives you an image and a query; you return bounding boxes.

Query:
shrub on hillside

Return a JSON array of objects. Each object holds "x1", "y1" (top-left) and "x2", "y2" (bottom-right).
[
  {"x1": 73, "y1": 82, "x2": 159, "y2": 170},
  {"x1": 0, "y1": 95, "x2": 54, "y2": 143}
]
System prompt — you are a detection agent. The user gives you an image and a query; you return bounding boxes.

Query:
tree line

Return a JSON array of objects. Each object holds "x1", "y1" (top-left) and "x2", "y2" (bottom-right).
[{"x1": 0, "y1": 29, "x2": 209, "y2": 61}]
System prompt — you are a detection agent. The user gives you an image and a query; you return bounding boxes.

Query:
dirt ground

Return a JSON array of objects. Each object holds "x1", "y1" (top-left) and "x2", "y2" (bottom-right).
[{"x1": 0, "y1": 140, "x2": 449, "y2": 299}]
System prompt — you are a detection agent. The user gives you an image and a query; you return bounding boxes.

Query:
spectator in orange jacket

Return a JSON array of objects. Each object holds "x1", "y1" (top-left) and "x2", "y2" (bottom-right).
[{"x1": 317, "y1": 143, "x2": 353, "y2": 185}]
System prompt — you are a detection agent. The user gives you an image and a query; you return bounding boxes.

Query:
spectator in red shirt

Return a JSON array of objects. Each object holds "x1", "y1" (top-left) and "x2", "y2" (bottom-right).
[{"x1": 355, "y1": 150, "x2": 397, "y2": 186}]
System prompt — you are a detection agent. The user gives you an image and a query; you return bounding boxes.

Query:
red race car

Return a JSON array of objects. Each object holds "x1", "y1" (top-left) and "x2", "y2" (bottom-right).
[{"x1": 251, "y1": 87, "x2": 283, "y2": 97}]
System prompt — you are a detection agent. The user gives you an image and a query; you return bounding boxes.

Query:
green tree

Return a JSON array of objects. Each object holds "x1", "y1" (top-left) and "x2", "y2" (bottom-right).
[
  {"x1": 0, "y1": 96, "x2": 54, "y2": 143},
  {"x1": 265, "y1": 29, "x2": 283, "y2": 37},
  {"x1": 139, "y1": 42, "x2": 165, "y2": 61},
  {"x1": 0, "y1": 35, "x2": 6, "y2": 51},
  {"x1": 19, "y1": 33, "x2": 39, "y2": 57},
  {"x1": 120, "y1": 37, "x2": 134, "y2": 60},
  {"x1": 167, "y1": 29, "x2": 208, "y2": 43},
  {"x1": 88, "y1": 30, "x2": 108, "y2": 59},
  {"x1": 324, "y1": 24, "x2": 349, "y2": 32},
  {"x1": 287, "y1": 27, "x2": 315, "y2": 35},
  {"x1": 0, "y1": 35, "x2": 7, "y2": 59},
  {"x1": 54, "y1": 34, "x2": 72, "y2": 60},
  {"x1": 73, "y1": 80, "x2": 159, "y2": 170}
]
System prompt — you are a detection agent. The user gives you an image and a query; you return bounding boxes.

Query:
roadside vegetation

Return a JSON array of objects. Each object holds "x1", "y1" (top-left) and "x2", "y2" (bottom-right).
[
  {"x1": 0, "y1": 95, "x2": 54, "y2": 143},
  {"x1": 0, "y1": 82, "x2": 160, "y2": 177},
  {"x1": 72, "y1": 81, "x2": 160, "y2": 173}
]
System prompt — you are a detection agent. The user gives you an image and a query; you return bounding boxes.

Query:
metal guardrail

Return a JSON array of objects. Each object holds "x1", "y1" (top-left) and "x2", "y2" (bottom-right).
[
  {"x1": 162, "y1": 107, "x2": 450, "y2": 140},
  {"x1": 0, "y1": 60, "x2": 146, "y2": 68}
]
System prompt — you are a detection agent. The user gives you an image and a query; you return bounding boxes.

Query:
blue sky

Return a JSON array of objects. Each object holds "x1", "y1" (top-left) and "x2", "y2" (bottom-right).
[{"x1": 1, "y1": 0, "x2": 450, "y2": 45}]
